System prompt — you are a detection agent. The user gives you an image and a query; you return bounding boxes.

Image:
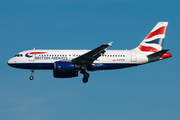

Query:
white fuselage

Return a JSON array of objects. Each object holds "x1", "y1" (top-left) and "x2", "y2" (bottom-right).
[{"x1": 8, "y1": 49, "x2": 149, "y2": 71}]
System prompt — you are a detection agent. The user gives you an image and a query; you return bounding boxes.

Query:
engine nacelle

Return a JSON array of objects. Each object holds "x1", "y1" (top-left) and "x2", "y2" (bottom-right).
[
  {"x1": 53, "y1": 70, "x2": 78, "y2": 78},
  {"x1": 54, "y1": 61, "x2": 77, "y2": 71},
  {"x1": 53, "y1": 61, "x2": 79, "y2": 78}
]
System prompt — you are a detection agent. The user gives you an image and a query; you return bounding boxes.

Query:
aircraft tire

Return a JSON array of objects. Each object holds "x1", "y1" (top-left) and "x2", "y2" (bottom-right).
[
  {"x1": 29, "y1": 76, "x2": 34, "y2": 80},
  {"x1": 82, "y1": 72, "x2": 89, "y2": 83},
  {"x1": 82, "y1": 78, "x2": 88, "y2": 83},
  {"x1": 84, "y1": 72, "x2": 90, "y2": 78}
]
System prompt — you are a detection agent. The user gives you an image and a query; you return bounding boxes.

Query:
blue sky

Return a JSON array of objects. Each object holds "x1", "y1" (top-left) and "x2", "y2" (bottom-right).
[{"x1": 1, "y1": 0, "x2": 179, "y2": 120}]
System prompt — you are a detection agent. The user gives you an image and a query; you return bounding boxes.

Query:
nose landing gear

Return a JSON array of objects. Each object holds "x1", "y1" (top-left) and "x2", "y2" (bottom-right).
[
  {"x1": 29, "y1": 69, "x2": 34, "y2": 80},
  {"x1": 29, "y1": 76, "x2": 34, "y2": 80}
]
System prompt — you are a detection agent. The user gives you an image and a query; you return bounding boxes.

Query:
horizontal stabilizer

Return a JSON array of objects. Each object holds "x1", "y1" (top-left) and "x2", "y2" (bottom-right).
[
  {"x1": 147, "y1": 49, "x2": 169, "y2": 62},
  {"x1": 148, "y1": 49, "x2": 169, "y2": 58}
]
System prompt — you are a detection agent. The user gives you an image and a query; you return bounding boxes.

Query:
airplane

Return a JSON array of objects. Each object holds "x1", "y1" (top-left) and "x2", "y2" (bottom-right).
[{"x1": 7, "y1": 22, "x2": 172, "y2": 83}]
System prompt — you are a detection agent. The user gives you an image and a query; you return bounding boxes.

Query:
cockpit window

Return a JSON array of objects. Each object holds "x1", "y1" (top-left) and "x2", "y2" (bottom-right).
[{"x1": 14, "y1": 54, "x2": 23, "y2": 57}]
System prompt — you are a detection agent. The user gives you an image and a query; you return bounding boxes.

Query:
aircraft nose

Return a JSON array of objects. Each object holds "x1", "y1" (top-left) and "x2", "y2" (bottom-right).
[{"x1": 7, "y1": 58, "x2": 14, "y2": 67}]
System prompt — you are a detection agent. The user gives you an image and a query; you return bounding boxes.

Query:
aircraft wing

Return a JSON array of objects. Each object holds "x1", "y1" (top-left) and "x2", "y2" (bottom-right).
[{"x1": 72, "y1": 42, "x2": 113, "y2": 65}]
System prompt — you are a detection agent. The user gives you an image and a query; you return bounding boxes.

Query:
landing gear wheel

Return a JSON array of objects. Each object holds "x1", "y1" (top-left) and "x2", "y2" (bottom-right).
[
  {"x1": 29, "y1": 76, "x2": 34, "y2": 80},
  {"x1": 82, "y1": 72, "x2": 89, "y2": 83},
  {"x1": 80, "y1": 65, "x2": 90, "y2": 83},
  {"x1": 84, "y1": 72, "x2": 89, "y2": 78},
  {"x1": 30, "y1": 69, "x2": 34, "y2": 80},
  {"x1": 83, "y1": 78, "x2": 88, "y2": 83}
]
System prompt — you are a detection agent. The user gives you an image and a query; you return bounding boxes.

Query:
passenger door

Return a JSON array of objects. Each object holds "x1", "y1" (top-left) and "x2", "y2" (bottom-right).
[
  {"x1": 29, "y1": 48, "x2": 35, "y2": 61},
  {"x1": 131, "y1": 51, "x2": 137, "y2": 62}
]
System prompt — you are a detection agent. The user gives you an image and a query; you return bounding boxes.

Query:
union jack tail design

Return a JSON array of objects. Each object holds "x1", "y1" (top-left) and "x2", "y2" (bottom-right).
[{"x1": 136, "y1": 22, "x2": 168, "y2": 52}]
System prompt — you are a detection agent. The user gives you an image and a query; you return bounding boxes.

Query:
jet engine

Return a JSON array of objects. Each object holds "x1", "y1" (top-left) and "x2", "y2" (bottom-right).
[{"x1": 53, "y1": 61, "x2": 80, "y2": 78}]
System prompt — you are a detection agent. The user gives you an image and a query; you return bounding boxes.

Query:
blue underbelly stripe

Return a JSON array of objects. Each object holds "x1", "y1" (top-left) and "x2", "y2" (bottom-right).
[{"x1": 8, "y1": 63, "x2": 139, "y2": 70}]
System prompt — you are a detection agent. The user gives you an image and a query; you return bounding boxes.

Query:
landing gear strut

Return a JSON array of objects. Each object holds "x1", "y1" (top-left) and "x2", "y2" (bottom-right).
[
  {"x1": 80, "y1": 65, "x2": 90, "y2": 83},
  {"x1": 29, "y1": 69, "x2": 34, "y2": 80},
  {"x1": 81, "y1": 70, "x2": 90, "y2": 83}
]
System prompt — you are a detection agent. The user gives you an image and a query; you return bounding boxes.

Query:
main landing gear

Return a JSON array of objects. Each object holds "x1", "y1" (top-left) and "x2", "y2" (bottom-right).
[
  {"x1": 80, "y1": 65, "x2": 90, "y2": 83},
  {"x1": 81, "y1": 70, "x2": 90, "y2": 83},
  {"x1": 29, "y1": 69, "x2": 34, "y2": 80}
]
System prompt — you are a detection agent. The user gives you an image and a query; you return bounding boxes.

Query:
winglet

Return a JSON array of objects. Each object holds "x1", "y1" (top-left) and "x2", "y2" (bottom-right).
[{"x1": 108, "y1": 41, "x2": 113, "y2": 47}]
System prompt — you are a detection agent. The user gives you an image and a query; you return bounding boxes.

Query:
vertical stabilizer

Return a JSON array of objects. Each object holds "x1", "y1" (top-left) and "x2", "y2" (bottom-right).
[{"x1": 135, "y1": 22, "x2": 168, "y2": 52}]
